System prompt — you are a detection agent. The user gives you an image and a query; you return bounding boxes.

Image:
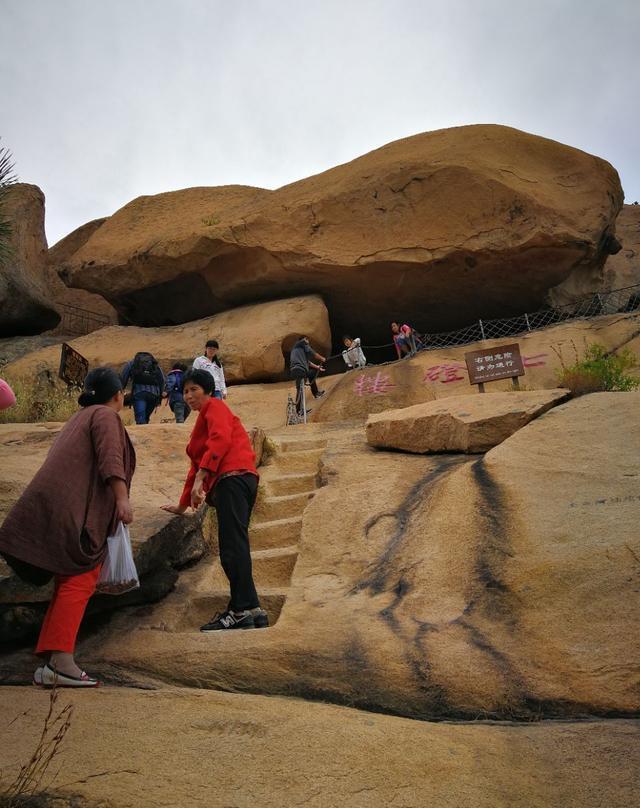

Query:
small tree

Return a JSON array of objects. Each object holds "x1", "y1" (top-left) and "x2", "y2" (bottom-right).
[
  {"x1": 0, "y1": 139, "x2": 18, "y2": 267},
  {"x1": 558, "y1": 343, "x2": 639, "y2": 396}
]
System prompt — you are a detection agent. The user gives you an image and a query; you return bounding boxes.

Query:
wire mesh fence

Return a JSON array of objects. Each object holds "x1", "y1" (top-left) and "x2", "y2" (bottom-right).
[
  {"x1": 324, "y1": 283, "x2": 640, "y2": 371},
  {"x1": 421, "y1": 283, "x2": 640, "y2": 351}
]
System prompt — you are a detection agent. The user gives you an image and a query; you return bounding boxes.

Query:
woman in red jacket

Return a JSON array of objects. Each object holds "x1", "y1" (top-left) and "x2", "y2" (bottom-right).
[{"x1": 162, "y1": 369, "x2": 267, "y2": 631}]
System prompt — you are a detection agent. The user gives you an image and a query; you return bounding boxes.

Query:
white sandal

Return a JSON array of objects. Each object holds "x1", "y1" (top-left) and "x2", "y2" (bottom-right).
[{"x1": 33, "y1": 663, "x2": 100, "y2": 688}]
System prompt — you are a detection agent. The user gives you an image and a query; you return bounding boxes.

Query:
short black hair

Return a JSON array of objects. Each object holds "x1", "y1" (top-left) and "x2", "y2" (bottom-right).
[
  {"x1": 182, "y1": 368, "x2": 215, "y2": 395},
  {"x1": 172, "y1": 362, "x2": 188, "y2": 372},
  {"x1": 342, "y1": 334, "x2": 352, "y2": 342},
  {"x1": 205, "y1": 339, "x2": 219, "y2": 349}
]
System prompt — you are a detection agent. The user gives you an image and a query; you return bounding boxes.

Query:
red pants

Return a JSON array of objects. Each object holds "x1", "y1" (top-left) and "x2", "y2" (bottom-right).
[{"x1": 35, "y1": 565, "x2": 101, "y2": 656}]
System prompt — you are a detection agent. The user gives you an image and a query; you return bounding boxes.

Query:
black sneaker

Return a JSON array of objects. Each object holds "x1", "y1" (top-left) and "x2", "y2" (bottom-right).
[
  {"x1": 200, "y1": 610, "x2": 255, "y2": 631},
  {"x1": 314, "y1": 390, "x2": 326, "y2": 399},
  {"x1": 251, "y1": 608, "x2": 269, "y2": 628}
]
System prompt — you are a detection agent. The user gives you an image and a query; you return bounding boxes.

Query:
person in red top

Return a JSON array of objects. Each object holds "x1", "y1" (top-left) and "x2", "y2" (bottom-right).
[
  {"x1": 161, "y1": 369, "x2": 267, "y2": 631},
  {"x1": 391, "y1": 321, "x2": 414, "y2": 359}
]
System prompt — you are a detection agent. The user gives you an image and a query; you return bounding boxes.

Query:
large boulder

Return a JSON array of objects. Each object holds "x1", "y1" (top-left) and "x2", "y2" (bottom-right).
[
  {"x1": 60, "y1": 125, "x2": 623, "y2": 342},
  {"x1": 2, "y1": 294, "x2": 331, "y2": 385},
  {"x1": 310, "y1": 310, "x2": 640, "y2": 423},
  {"x1": 0, "y1": 185, "x2": 116, "y2": 339},
  {"x1": 0, "y1": 184, "x2": 60, "y2": 336},
  {"x1": 603, "y1": 203, "x2": 640, "y2": 296},
  {"x1": 81, "y1": 393, "x2": 639, "y2": 720},
  {"x1": 366, "y1": 389, "x2": 569, "y2": 453},
  {"x1": 48, "y1": 216, "x2": 118, "y2": 328},
  {"x1": 550, "y1": 203, "x2": 640, "y2": 308},
  {"x1": 48, "y1": 217, "x2": 107, "y2": 263}
]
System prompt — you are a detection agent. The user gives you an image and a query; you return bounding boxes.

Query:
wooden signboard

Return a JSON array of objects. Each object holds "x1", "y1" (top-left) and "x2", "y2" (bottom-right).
[
  {"x1": 59, "y1": 343, "x2": 89, "y2": 387},
  {"x1": 464, "y1": 343, "x2": 524, "y2": 392}
]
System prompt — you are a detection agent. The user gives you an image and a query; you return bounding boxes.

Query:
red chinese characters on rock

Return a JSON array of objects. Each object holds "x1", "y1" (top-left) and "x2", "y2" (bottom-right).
[
  {"x1": 424, "y1": 353, "x2": 549, "y2": 384},
  {"x1": 353, "y1": 372, "x2": 396, "y2": 396},
  {"x1": 523, "y1": 353, "x2": 548, "y2": 368},
  {"x1": 423, "y1": 364, "x2": 466, "y2": 384}
]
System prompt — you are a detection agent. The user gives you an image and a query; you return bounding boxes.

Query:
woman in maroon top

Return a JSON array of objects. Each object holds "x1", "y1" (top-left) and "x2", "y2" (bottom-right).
[
  {"x1": 0, "y1": 367, "x2": 135, "y2": 687},
  {"x1": 162, "y1": 369, "x2": 267, "y2": 631}
]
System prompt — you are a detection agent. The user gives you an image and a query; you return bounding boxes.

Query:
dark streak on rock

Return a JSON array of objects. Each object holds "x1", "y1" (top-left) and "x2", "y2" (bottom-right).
[
  {"x1": 356, "y1": 456, "x2": 467, "y2": 599},
  {"x1": 470, "y1": 458, "x2": 520, "y2": 627}
]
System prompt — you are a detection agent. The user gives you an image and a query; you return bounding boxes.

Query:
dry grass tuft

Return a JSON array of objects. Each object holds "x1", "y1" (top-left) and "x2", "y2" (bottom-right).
[
  {"x1": 0, "y1": 375, "x2": 79, "y2": 424},
  {"x1": 0, "y1": 685, "x2": 73, "y2": 806}
]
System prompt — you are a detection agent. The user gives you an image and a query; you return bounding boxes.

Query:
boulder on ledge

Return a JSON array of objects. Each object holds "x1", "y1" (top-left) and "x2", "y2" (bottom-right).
[
  {"x1": 366, "y1": 389, "x2": 570, "y2": 453},
  {"x1": 2, "y1": 294, "x2": 330, "y2": 385}
]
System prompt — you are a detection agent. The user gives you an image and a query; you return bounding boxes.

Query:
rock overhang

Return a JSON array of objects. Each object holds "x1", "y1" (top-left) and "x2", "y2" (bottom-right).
[{"x1": 58, "y1": 124, "x2": 623, "y2": 345}]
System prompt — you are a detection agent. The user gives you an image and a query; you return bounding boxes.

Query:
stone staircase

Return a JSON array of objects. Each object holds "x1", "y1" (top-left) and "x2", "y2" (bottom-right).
[{"x1": 131, "y1": 433, "x2": 327, "y2": 633}]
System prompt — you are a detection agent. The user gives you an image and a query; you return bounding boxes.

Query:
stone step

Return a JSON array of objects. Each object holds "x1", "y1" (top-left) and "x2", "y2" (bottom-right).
[
  {"x1": 264, "y1": 472, "x2": 317, "y2": 497},
  {"x1": 249, "y1": 516, "x2": 303, "y2": 550},
  {"x1": 207, "y1": 544, "x2": 299, "y2": 590},
  {"x1": 267, "y1": 447, "x2": 325, "y2": 474},
  {"x1": 277, "y1": 437, "x2": 327, "y2": 453},
  {"x1": 162, "y1": 590, "x2": 287, "y2": 633},
  {"x1": 253, "y1": 490, "x2": 314, "y2": 521},
  {"x1": 189, "y1": 589, "x2": 287, "y2": 631}
]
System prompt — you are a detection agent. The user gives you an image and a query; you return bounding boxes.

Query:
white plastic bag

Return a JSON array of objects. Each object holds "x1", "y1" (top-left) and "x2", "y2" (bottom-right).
[{"x1": 96, "y1": 522, "x2": 140, "y2": 595}]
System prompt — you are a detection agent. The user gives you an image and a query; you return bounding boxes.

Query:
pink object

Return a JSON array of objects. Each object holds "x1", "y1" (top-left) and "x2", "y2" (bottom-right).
[{"x1": 0, "y1": 379, "x2": 16, "y2": 410}]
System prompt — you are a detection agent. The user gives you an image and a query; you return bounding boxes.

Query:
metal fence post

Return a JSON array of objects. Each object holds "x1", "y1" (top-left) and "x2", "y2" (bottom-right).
[
  {"x1": 478, "y1": 319, "x2": 486, "y2": 340},
  {"x1": 302, "y1": 381, "x2": 307, "y2": 425},
  {"x1": 524, "y1": 313, "x2": 531, "y2": 331}
]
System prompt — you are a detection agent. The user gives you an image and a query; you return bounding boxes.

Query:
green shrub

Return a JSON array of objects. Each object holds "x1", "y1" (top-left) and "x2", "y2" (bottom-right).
[{"x1": 558, "y1": 344, "x2": 639, "y2": 396}]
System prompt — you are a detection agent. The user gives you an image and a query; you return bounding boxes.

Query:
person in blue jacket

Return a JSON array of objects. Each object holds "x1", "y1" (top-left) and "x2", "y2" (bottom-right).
[{"x1": 163, "y1": 362, "x2": 190, "y2": 423}]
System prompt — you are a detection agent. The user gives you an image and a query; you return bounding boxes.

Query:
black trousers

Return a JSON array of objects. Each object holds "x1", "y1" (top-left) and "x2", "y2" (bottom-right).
[
  {"x1": 211, "y1": 473, "x2": 259, "y2": 611},
  {"x1": 291, "y1": 367, "x2": 319, "y2": 415}
]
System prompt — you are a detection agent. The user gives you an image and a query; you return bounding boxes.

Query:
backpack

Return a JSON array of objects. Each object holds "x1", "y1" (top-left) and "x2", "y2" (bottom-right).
[{"x1": 131, "y1": 352, "x2": 160, "y2": 386}]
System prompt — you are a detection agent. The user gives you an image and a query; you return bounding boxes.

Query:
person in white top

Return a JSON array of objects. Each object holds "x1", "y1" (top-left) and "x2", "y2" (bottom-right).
[
  {"x1": 192, "y1": 339, "x2": 227, "y2": 399},
  {"x1": 341, "y1": 335, "x2": 366, "y2": 369}
]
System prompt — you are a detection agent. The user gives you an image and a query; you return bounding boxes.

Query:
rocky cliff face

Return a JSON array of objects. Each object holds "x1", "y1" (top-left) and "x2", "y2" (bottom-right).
[
  {"x1": 549, "y1": 202, "x2": 640, "y2": 307},
  {"x1": 15, "y1": 392, "x2": 629, "y2": 722},
  {"x1": 0, "y1": 184, "x2": 60, "y2": 336},
  {"x1": 0, "y1": 185, "x2": 116, "y2": 338},
  {"x1": 60, "y1": 125, "x2": 623, "y2": 343},
  {"x1": 47, "y1": 215, "x2": 118, "y2": 327},
  {"x1": 604, "y1": 203, "x2": 640, "y2": 292}
]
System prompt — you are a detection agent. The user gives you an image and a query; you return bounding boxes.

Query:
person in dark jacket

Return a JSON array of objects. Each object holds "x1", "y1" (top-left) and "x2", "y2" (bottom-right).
[
  {"x1": 289, "y1": 336, "x2": 326, "y2": 416},
  {"x1": 161, "y1": 369, "x2": 267, "y2": 631},
  {"x1": 120, "y1": 351, "x2": 165, "y2": 425},
  {"x1": 163, "y1": 362, "x2": 190, "y2": 423},
  {"x1": 0, "y1": 368, "x2": 136, "y2": 688}
]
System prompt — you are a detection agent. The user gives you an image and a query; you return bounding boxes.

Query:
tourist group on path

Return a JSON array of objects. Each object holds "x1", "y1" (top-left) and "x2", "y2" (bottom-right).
[
  {"x1": 0, "y1": 321, "x2": 419, "y2": 688},
  {"x1": 0, "y1": 336, "x2": 266, "y2": 688}
]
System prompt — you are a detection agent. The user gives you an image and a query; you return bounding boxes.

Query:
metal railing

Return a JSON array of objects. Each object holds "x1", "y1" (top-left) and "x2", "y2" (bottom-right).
[
  {"x1": 53, "y1": 303, "x2": 113, "y2": 337},
  {"x1": 419, "y1": 284, "x2": 640, "y2": 351}
]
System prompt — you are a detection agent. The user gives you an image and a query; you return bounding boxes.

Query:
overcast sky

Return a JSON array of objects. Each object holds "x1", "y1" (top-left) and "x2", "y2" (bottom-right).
[{"x1": 3, "y1": 0, "x2": 639, "y2": 246}]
